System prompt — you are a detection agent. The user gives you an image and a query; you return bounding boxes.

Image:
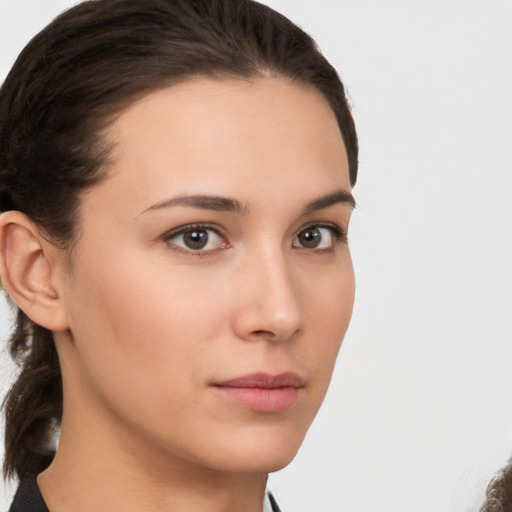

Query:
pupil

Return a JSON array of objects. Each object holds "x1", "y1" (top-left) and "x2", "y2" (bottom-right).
[
  {"x1": 184, "y1": 230, "x2": 208, "y2": 249},
  {"x1": 300, "y1": 228, "x2": 321, "y2": 248}
]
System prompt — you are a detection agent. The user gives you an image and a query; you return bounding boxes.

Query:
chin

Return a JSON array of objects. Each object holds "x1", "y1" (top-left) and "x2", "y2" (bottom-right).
[
  {"x1": 241, "y1": 447, "x2": 298, "y2": 473},
  {"x1": 198, "y1": 428, "x2": 307, "y2": 474},
  {"x1": 208, "y1": 449, "x2": 299, "y2": 475}
]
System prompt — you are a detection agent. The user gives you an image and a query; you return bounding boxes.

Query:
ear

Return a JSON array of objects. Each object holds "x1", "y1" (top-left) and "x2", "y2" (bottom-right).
[{"x1": 0, "y1": 211, "x2": 69, "y2": 331}]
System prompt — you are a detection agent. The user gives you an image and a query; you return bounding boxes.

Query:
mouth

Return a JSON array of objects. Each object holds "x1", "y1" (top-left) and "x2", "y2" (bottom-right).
[{"x1": 211, "y1": 372, "x2": 305, "y2": 413}]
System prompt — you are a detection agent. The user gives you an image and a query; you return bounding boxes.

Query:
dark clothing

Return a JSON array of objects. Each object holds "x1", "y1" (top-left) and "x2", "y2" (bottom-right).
[
  {"x1": 9, "y1": 477, "x2": 49, "y2": 512},
  {"x1": 9, "y1": 477, "x2": 282, "y2": 512},
  {"x1": 268, "y1": 492, "x2": 283, "y2": 512}
]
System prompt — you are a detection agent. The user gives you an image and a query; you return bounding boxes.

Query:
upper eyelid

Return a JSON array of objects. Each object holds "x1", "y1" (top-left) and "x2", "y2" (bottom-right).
[
  {"x1": 162, "y1": 223, "x2": 225, "y2": 239},
  {"x1": 294, "y1": 224, "x2": 349, "y2": 250},
  {"x1": 296, "y1": 221, "x2": 345, "y2": 236},
  {"x1": 160, "y1": 221, "x2": 347, "y2": 245},
  {"x1": 161, "y1": 224, "x2": 228, "y2": 257}
]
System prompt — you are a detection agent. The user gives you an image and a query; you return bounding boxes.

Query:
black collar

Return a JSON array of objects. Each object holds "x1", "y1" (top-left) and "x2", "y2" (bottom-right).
[
  {"x1": 9, "y1": 478, "x2": 283, "y2": 512},
  {"x1": 9, "y1": 477, "x2": 49, "y2": 512},
  {"x1": 268, "y1": 491, "x2": 283, "y2": 512}
]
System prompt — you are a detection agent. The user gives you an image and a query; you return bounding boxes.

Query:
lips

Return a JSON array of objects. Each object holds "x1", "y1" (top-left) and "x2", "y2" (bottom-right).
[{"x1": 211, "y1": 372, "x2": 304, "y2": 412}]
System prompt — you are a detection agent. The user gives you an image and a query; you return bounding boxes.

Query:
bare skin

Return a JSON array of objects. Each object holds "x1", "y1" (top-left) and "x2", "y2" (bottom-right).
[{"x1": 0, "y1": 76, "x2": 355, "y2": 512}]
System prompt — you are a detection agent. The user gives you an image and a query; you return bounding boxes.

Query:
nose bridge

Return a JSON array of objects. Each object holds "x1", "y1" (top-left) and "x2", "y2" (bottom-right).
[{"x1": 233, "y1": 241, "x2": 303, "y2": 341}]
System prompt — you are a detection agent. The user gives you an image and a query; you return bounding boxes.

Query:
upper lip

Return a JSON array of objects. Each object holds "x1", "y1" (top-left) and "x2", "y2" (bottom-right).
[{"x1": 213, "y1": 372, "x2": 305, "y2": 389}]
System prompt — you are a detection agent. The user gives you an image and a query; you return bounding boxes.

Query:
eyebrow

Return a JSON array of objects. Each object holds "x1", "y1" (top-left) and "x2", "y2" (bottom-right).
[
  {"x1": 140, "y1": 194, "x2": 247, "y2": 215},
  {"x1": 303, "y1": 189, "x2": 356, "y2": 213},
  {"x1": 140, "y1": 189, "x2": 355, "y2": 216}
]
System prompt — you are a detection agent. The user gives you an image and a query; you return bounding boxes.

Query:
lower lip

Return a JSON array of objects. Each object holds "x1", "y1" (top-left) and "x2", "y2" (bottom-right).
[{"x1": 212, "y1": 386, "x2": 301, "y2": 412}]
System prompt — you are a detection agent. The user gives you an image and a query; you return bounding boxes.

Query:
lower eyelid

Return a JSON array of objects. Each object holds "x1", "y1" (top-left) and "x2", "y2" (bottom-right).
[
  {"x1": 162, "y1": 225, "x2": 229, "y2": 254},
  {"x1": 162, "y1": 223, "x2": 347, "y2": 253}
]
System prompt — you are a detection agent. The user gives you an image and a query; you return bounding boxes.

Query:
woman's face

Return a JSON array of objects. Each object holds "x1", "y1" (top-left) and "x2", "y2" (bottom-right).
[{"x1": 55, "y1": 77, "x2": 355, "y2": 474}]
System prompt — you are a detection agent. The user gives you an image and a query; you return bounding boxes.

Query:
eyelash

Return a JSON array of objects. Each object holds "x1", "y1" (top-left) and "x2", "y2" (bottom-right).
[
  {"x1": 162, "y1": 223, "x2": 226, "y2": 257},
  {"x1": 295, "y1": 223, "x2": 348, "y2": 251},
  {"x1": 162, "y1": 222, "x2": 347, "y2": 257}
]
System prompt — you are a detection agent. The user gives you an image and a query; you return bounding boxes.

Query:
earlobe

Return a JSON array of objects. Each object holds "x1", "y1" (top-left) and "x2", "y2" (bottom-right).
[{"x1": 0, "y1": 211, "x2": 69, "y2": 331}]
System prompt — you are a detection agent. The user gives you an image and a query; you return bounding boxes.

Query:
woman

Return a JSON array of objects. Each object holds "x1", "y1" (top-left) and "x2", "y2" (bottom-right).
[{"x1": 0, "y1": 0, "x2": 358, "y2": 510}]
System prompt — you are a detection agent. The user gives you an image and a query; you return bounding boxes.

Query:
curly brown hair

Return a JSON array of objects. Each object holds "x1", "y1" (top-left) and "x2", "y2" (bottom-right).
[{"x1": 480, "y1": 460, "x2": 512, "y2": 512}]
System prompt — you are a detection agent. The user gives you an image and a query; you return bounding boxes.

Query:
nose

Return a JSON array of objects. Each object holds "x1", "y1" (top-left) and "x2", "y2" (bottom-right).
[{"x1": 231, "y1": 248, "x2": 304, "y2": 342}]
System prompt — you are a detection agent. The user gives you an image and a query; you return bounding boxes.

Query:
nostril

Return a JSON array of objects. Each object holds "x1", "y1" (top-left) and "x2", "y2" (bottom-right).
[{"x1": 251, "y1": 329, "x2": 275, "y2": 338}]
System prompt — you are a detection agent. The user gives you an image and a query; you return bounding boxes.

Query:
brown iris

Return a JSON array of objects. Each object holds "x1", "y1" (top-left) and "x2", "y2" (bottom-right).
[
  {"x1": 183, "y1": 229, "x2": 209, "y2": 250},
  {"x1": 297, "y1": 227, "x2": 322, "y2": 248}
]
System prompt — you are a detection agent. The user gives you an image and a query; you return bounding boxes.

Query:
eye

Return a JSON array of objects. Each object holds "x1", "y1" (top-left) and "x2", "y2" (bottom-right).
[
  {"x1": 292, "y1": 225, "x2": 342, "y2": 250},
  {"x1": 164, "y1": 225, "x2": 228, "y2": 253}
]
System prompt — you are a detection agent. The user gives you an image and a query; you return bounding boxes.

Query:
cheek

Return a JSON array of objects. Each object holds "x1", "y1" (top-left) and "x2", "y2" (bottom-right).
[
  {"x1": 300, "y1": 254, "x2": 355, "y2": 382},
  {"x1": 59, "y1": 238, "x2": 354, "y2": 471},
  {"x1": 64, "y1": 248, "x2": 227, "y2": 415}
]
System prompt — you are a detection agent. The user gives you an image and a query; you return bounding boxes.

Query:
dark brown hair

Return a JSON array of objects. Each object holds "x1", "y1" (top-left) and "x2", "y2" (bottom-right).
[
  {"x1": 0, "y1": 0, "x2": 358, "y2": 480},
  {"x1": 480, "y1": 460, "x2": 512, "y2": 512}
]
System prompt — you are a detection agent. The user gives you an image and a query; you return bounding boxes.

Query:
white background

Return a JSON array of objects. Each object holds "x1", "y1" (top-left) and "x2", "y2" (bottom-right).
[{"x1": 1, "y1": 1, "x2": 511, "y2": 511}]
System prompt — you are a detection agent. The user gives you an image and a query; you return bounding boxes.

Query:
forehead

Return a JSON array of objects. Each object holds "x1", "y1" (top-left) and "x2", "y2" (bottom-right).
[{"x1": 93, "y1": 76, "x2": 350, "y2": 213}]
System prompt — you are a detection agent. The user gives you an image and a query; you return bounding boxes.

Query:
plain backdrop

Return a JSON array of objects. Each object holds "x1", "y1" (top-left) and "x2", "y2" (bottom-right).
[{"x1": 1, "y1": 1, "x2": 511, "y2": 511}]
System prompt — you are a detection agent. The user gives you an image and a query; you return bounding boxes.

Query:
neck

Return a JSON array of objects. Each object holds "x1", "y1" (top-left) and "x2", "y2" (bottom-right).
[{"x1": 38, "y1": 411, "x2": 268, "y2": 512}]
